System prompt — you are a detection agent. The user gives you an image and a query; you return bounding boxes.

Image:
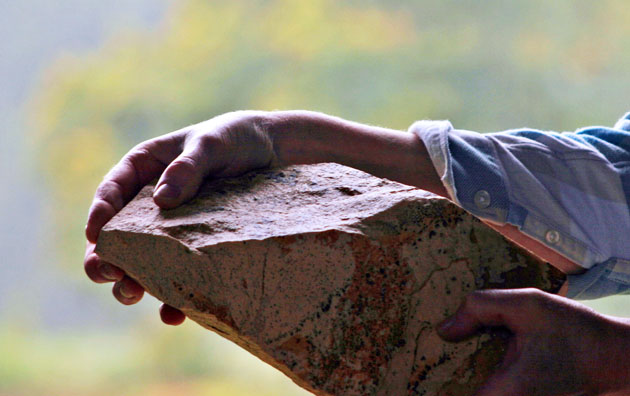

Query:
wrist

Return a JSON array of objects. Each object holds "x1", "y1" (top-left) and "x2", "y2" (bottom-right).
[{"x1": 261, "y1": 110, "x2": 329, "y2": 166}]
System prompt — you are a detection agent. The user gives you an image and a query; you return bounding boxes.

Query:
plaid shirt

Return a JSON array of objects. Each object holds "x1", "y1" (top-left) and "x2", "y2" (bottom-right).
[{"x1": 410, "y1": 112, "x2": 630, "y2": 300}]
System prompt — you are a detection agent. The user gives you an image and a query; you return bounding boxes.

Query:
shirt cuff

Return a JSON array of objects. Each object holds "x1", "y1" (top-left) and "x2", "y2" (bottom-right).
[
  {"x1": 409, "y1": 120, "x2": 510, "y2": 225},
  {"x1": 408, "y1": 120, "x2": 458, "y2": 202}
]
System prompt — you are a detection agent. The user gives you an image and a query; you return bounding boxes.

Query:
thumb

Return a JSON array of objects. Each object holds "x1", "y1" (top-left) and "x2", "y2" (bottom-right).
[
  {"x1": 437, "y1": 289, "x2": 521, "y2": 342},
  {"x1": 153, "y1": 140, "x2": 223, "y2": 209}
]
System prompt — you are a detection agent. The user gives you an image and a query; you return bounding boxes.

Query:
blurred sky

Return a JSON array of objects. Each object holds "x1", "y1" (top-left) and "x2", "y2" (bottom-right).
[{"x1": 0, "y1": 0, "x2": 169, "y2": 329}]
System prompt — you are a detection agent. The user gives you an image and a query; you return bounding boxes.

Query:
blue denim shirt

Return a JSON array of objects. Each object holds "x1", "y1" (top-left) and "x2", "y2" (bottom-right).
[{"x1": 410, "y1": 112, "x2": 630, "y2": 300}]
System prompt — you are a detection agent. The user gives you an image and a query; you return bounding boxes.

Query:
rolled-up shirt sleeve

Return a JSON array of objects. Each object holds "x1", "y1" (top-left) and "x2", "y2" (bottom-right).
[{"x1": 409, "y1": 112, "x2": 630, "y2": 300}]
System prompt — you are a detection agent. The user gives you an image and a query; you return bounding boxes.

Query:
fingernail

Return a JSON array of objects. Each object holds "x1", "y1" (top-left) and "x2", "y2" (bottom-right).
[
  {"x1": 99, "y1": 263, "x2": 123, "y2": 281},
  {"x1": 119, "y1": 282, "x2": 133, "y2": 299},
  {"x1": 155, "y1": 183, "x2": 181, "y2": 200}
]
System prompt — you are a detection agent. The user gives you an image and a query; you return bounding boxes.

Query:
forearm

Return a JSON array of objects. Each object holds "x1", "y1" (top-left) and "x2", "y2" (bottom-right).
[{"x1": 264, "y1": 110, "x2": 448, "y2": 198}]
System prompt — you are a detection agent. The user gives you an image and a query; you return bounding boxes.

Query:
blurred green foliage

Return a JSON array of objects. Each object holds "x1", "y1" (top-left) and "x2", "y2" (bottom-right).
[
  {"x1": 24, "y1": 0, "x2": 630, "y2": 394},
  {"x1": 0, "y1": 322, "x2": 309, "y2": 395}
]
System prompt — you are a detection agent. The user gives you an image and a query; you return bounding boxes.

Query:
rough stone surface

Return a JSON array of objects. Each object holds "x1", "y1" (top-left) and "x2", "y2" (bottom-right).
[{"x1": 96, "y1": 163, "x2": 564, "y2": 396}]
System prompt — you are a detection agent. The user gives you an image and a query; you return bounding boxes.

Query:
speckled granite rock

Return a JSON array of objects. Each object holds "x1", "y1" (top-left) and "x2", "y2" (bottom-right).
[{"x1": 96, "y1": 163, "x2": 564, "y2": 396}]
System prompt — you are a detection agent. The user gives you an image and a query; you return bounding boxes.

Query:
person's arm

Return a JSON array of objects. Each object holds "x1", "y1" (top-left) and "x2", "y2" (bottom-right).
[{"x1": 86, "y1": 110, "x2": 584, "y2": 315}]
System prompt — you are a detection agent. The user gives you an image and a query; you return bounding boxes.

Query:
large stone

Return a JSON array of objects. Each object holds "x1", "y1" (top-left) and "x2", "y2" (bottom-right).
[{"x1": 96, "y1": 163, "x2": 564, "y2": 396}]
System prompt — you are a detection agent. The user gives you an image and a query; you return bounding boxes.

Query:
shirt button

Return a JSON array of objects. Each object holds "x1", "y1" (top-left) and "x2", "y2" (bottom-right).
[
  {"x1": 545, "y1": 230, "x2": 560, "y2": 245},
  {"x1": 474, "y1": 190, "x2": 491, "y2": 209}
]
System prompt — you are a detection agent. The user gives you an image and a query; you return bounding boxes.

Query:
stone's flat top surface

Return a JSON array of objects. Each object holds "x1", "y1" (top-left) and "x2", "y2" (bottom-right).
[
  {"x1": 107, "y1": 163, "x2": 432, "y2": 248},
  {"x1": 97, "y1": 163, "x2": 564, "y2": 396}
]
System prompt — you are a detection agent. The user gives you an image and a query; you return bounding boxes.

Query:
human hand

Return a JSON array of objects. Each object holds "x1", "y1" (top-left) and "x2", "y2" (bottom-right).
[
  {"x1": 84, "y1": 111, "x2": 277, "y2": 325},
  {"x1": 438, "y1": 288, "x2": 630, "y2": 396}
]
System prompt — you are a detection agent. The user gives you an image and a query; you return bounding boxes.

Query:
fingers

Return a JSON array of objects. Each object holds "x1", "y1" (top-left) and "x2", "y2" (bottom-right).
[
  {"x1": 84, "y1": 242, "x2": 124, "y2": 283},
  {"x1": 160, "y1": 304, "x2": 186, "y2": 326},
  {"x1": 85, "y1": 243, "x2": 142, "y2": 306},
  {"x1": 153, "y1": 134, "x2": 227, "y2": 209},
  {"x1": 85, "y1": 128, "x2": 217, "y2": 323},
  {"x1": 87, "y1": 252, "x2": 184, "y2": 320},
  {"x1": 112, "y1": 276, "x2": 145, "y2": 305},
  {"x1": 86, "y1": 133, "x2": 183, "y2": 243},
  {"x1": 438, "y1": 288, "x2": 544, "y2": 341}
]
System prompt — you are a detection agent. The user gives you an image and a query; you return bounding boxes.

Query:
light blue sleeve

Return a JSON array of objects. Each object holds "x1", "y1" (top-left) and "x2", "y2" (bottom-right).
[{"x1": 409, "y1": 112, "x2": 630, "y2": 300}]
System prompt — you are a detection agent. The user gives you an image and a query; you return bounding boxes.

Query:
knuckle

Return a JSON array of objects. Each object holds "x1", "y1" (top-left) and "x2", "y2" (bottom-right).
[
  {"x1": 178, "y1": 154, "x2": 198, "y2": 167},
  {"x1": 126, "y1": 145, "x2": 150, "y2": 165},
  {"x1": 129, "y1": 140, "x2": 150, "y2": 155},
  {"x1": 95, "y1": 181, "x2": 125, "y2": 211},
  {"x1": 169, "y1": 155, "x2": 198, "y2": 175},
  {"x1": 96, "y1": 179, "x2": 121, "y2": 195},
  {"x1": 89, "y1": 197, "x2": 115, "y2": 219},
  {"x1": 196, "y1": 132, "x2": 225, "y2": 149},
  {"x1": 125, "y1": 143, "x2": 162, "y2": 181},
  {"x1": 521, "y1": 287, "x2": 544, "y2": 297},
  {"x1": 519, "y1": 288, "x2": 546, "y2": 311}
]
